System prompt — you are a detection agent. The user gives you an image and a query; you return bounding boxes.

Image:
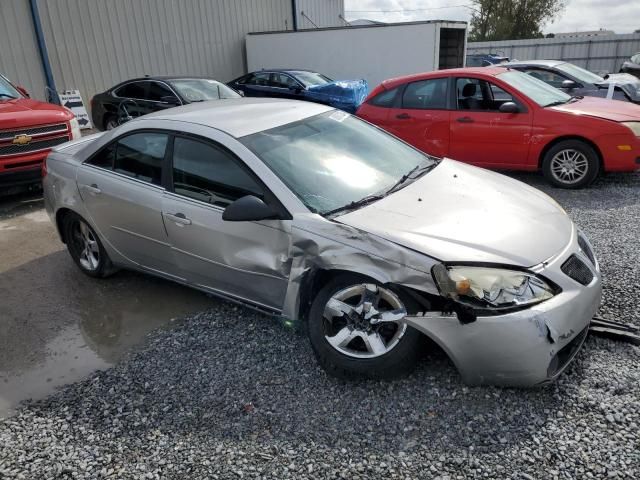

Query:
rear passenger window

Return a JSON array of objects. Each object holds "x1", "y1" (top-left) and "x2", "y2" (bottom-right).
[
  {"x1": 115, "y1": 82, "x2": 147, "y2": 99},
  {"x1": 402, "y1": 78, "x2": 448, "y2": 109},
  {"x1": 369, "y1": 87, "x2": 399, "y2": 107},
  {"x1": 87, "y1": 143, "x2": 115, "y2": 169},
  {"x1": 114, "y1": 133, "x2": 167, "y2": 185},
  {"x1": 172, "y1": 137, "x2": 263, "y2": 207}
]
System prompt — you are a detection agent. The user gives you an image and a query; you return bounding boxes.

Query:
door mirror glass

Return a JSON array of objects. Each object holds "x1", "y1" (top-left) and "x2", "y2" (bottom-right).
[
  {"x1": 561, "y1": 79, "x2": 578, "y2": 89},
  {"x1": 499, "y1": 101, "x2": 520, "y2": 113},
  {"x1": 160, "y1": 95, "x2": 180, "y2": 105},
  {"x1": 222, "y1": 195, "x2": 279, "y2": 222}
]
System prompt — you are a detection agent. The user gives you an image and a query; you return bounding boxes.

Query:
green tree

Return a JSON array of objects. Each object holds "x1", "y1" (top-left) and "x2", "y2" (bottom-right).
[{"x1": 469, "y1": 0, "x2": 565, "y2": 41}]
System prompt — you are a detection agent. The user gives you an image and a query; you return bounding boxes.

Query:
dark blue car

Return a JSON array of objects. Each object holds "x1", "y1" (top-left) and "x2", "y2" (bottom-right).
[{"x1": 227, "y1": 69, "x2": 368, "y2": 113}]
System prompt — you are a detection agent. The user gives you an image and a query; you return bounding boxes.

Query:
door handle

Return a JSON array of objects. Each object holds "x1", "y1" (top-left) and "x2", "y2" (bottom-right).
[
  {"x1": 396, "y1": 113, "x2": 412, "y2": 119},
  {"x1": 164, "y1": 212, "x2": 192, "y2": 226},
  {"x1": 83, "y1": 183, "x2": 101, "y2": 195},
  {"x1": 456, "y1": 116, "x2": 474, "y2": 123}
]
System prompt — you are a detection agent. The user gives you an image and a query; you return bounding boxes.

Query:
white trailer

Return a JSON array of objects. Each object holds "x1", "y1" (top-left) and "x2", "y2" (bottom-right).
[{"x1": 246, "y1": 21, "x2": 468, "y2": 89}]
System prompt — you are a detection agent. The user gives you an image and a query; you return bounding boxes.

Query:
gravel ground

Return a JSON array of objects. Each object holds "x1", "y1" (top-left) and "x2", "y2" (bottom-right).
[{"x1": 1, "y1": 172, "x2": 639, "y2": 479}]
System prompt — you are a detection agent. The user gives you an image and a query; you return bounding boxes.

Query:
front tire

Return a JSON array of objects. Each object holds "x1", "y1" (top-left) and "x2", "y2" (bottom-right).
[
  {"x1": 307, "y1": 274, "x2": 422, "y2": 380},
  {"x1": 542, "y1": 140, "x2": 600, "y2": 189},
  {"x1": 63, "y1": 212, "x2": 114, "y2": 278}
]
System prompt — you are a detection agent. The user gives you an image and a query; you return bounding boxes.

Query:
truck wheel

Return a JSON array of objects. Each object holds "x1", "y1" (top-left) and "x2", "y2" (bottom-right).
[
  {"x1": 307, "y1": 274, "x2": 422, "y2": 380},
  {"x1": 542, "y1": 140, "x2": 600, "y2": 189},
  {"x1": 63, "y1": 212, "x2": 115, "y2": 278}
]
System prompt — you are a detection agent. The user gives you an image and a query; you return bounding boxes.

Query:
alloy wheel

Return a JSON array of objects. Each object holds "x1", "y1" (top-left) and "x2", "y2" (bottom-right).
[
  {"x1": 550, "y1": 149, "x2": 589, "y2": 185},
  {"x1": 71, "y1": 220, "x2": 100, "y2": 271},
  {"x1": 323, "y1": 283, "x2": 407, "y2": 358}
]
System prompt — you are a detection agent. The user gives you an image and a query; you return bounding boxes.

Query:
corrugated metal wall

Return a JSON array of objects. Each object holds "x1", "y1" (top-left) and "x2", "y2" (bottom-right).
[
  {"x1": 468, "y1": 33, "x2": 640, "y2": 73},
  {"x1": 0, "y1": 0, "x2": 345, "y2": 105},
  {"x1": 0, "y1": 0, "x2": 48, "y2": 100},
  {"x1": 297, "y1": 0, "x2": 345, "y2": 28},
  {"x1": 36, "y1": 0, "x2": 294, "y2": 103}
]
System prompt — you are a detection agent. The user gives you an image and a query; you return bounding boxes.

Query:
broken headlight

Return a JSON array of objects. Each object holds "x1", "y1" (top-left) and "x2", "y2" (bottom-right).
[{"x1": 432, "y1": 264, "x2": 556, "y2": 310}]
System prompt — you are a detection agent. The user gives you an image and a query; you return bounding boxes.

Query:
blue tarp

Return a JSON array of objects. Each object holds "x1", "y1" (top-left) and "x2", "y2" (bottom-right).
[{"x1": 306, "y1": 79, "x2": 369, "y2": 114}]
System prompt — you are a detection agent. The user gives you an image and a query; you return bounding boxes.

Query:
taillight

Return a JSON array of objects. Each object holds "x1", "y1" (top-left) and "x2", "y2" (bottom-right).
[{"x1": 42, "y1": 156, "x2": 48, "y2": 178}]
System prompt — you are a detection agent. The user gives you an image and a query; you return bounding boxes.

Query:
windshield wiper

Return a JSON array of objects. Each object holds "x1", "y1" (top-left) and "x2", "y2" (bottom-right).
[
  {"x1": 385, "y1": 161, "x2": 438, "y2": 195},
  {"x1": 322, "y1": 161, "x2": 437, "y2": 218},
  {"x1": 323, "y1": 193, "x2": 385, "y2": 217},
  {"x1": 543, "y1": 99, "x2": 569, "y2": 107},
  {"x1": 0, "y1": 93, "x2": 17, "y2": 99}
]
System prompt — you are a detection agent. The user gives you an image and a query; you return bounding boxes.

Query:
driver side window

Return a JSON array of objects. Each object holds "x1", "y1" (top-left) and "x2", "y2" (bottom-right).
[
  {"x1": 172, "y1": 137, "x2": 263, "y2": 208},
  {"x1": 456, "y1": 78, "x2": 515, "y2": 111}
]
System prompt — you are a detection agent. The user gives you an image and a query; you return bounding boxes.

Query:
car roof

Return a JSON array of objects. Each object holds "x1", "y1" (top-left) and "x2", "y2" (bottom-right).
[
  {"x1": 249, "y1": 69, "x2": 320, "y2": 75},
  {"x1": 107, "y1": 76, "x2": 224, "y2": 91},
  {"x1": 141, "y1": 97, "x2": 333, "y2": 138},
  {"x1": 502, "y1": 60, "x2": 565, "y2": 68},
  {"x1": 381, "y1": 67, "x2": 507, "y2": 88}
]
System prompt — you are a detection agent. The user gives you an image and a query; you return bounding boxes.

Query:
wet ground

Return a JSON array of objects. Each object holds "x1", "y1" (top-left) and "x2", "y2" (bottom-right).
[{"x1": 0, "y1": 189, "x2": 216, "y2": 418}]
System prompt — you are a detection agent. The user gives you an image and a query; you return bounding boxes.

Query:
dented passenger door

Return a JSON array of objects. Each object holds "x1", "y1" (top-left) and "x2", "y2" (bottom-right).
[{"x1": 162, "y1": 134, "x2": 292, "y2": 311}]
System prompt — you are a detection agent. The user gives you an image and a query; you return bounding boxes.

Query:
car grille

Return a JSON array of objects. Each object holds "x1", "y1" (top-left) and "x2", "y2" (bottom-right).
[
  {"x1": 577, "y1": 233, "x2": 596, "y2": 266},
  {"x1": 0, "y1": 123, "x2": 68, "y2": 142},
  {"x1": 561, "y1": 254, "x2": 594, "y2": 286},
  {"x1": 0, "y1": 135, "x2": 70, "y2": 157}
]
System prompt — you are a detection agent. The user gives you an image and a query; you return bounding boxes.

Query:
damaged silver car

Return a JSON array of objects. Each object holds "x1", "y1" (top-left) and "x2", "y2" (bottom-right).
[{"x1": 43, "y1": 98, "x2": 602, "y2": 386}]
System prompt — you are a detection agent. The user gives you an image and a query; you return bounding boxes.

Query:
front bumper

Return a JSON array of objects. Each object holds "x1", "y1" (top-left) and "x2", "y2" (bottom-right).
[
  {"x1": 405, "y1": 228, "x2": 602, "y2": 386},
  {"x1": 0, "y1": 150, "x2": 47, "y2": 187}
]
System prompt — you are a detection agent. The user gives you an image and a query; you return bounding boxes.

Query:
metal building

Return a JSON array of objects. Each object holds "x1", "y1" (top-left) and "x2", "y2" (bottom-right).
[{"x1": 0, "y1": 0, "x2": 345, "y2": 103}]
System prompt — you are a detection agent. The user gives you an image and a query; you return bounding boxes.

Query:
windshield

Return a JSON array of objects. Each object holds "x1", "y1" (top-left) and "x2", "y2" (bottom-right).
[
  {"x1": 169, "y1": 79, "x2": 240, "y2": 102},
  {"x1": 556, "y1": 62, "x2": 604, "y2": 83},
  {"x1": 498, "y1": 70, "x2": 572, "y2": 107},
  {"x1": 0, "y1": 75, "x2": 20, "y2": 100},
  {"x1": 240, "y1": 111, "x2": 435, "y2": 214},
  {"x1": 293, "y1": 71, "x2": 332, "y2": 87}
]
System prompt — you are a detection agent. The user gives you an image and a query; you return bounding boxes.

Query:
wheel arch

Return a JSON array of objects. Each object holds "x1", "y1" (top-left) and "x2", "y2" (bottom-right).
[
  {"x1": 538, "y1": 135, "x2": 603, "y2": 169},
  {"x1": 295, "y1": 267, "x2": 440, "y2": 322},
  {"x1": 55, "y1": 207, "x2": 75, "y2": 243}
]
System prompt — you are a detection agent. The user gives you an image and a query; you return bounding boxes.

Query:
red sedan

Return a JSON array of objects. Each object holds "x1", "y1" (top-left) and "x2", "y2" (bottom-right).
[{"x1": 357, "y1": 67, "x2": 640, "y2": 188}]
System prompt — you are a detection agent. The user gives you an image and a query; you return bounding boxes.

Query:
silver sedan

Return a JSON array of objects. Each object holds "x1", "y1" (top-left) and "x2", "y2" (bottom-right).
[{"x1": 43, "y1": 98, "x2": 602, "y2": 386}]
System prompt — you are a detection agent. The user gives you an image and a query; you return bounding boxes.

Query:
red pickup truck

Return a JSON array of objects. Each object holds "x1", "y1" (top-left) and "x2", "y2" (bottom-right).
[{"x1": 1, "y1": 73, "x2": 81, "y2": 188}]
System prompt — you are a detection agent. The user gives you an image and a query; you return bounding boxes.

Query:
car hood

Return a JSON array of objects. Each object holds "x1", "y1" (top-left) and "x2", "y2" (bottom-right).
[
  {"x1": 596, "y1": 73, "x2": 640, "y2": 102},
  {"x1": 551, "y1": 95, "x2": 640, "y2": 121},
  {"x1": 336, "y1": 160, "x2": 572, "y2": 267},
  {"x1": 0, "y1": 98, "x2": 73, "y2": 129}
]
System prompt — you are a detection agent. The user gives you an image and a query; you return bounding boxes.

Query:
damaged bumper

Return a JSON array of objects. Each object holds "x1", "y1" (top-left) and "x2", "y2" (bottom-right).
[{"x1": 405, "y1": 240, "x2": 602, "y2": 387}]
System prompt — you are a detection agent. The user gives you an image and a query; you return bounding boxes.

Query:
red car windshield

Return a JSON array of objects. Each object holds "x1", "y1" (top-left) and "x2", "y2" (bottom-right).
[
  {"x1": 498, "y1": 70, "x2": 571, "y2": 107},
  {"x1": 0, "y1": 75, "x2": 20, "y2": 100}
]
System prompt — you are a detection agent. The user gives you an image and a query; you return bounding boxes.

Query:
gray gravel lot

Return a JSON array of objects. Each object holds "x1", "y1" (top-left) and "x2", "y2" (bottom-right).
[{"x1": 1, "y1": 172, "x2": 639, "y2": 479}]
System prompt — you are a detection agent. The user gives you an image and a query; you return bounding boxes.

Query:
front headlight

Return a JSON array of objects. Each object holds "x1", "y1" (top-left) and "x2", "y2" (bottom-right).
[
  {"x1": 69, "y1": 117, "x2": 82, "y2": 140},
  {"x1": 432, "y1": 264, "x2": 556, "y2": 310},
  {"x1": 622, "y1": 121, "x2": 640, "y2": 136}
]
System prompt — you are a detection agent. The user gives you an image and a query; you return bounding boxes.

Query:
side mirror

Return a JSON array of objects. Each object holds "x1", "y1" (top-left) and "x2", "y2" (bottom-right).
[
  {"x1": 499, "y1": 101, "x2": 520, "y2": 114},
  {"x1": 160, "y1": 96, "x2": 180, "y2": 105},
  {"x1": 288, "y1": 85, "x2": 303, "y2": 93},
  {"x1": 237, "y1": 89, "x2": 245, "y2": 97},
  {"x1": 16, "y1": 85, "x2": 30, "y2": 98},
  {"x1": 561, "y1": 79, "x2": 578, "y2": 89},
  {"x1": 222, "y1": 195, "x2": 279, "y2": 222}
]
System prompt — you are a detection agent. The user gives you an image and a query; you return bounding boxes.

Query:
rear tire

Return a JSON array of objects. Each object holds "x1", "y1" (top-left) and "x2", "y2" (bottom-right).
[
  {"x1": 307, "y1": 274, "x2": 422, "y2": 380},
  {"x1": 63, "y1": 212, "x2": 115, "y2": 278},
  {"x1": 542, "y1": 140, "x2": 600, "y2": 189}
]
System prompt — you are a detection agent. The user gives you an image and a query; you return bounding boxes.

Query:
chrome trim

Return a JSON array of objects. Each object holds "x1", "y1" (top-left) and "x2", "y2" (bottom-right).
[
  {"x1": 0, "y1": 136, "x2": 71, "y2": 158},
  {"x1": 0, "y1": 124, "x2": 69, "y2": 142}
]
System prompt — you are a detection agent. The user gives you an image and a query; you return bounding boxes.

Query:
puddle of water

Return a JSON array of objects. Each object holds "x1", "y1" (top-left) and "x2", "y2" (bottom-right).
[{"x1": 0, "y1": 204, "x2": 217, "y2": 419}]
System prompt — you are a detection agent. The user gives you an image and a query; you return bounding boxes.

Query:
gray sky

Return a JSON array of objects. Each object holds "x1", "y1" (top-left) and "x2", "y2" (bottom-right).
[{"x1": 344, "y1": 0, "x2": 640, "y2": 35}]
